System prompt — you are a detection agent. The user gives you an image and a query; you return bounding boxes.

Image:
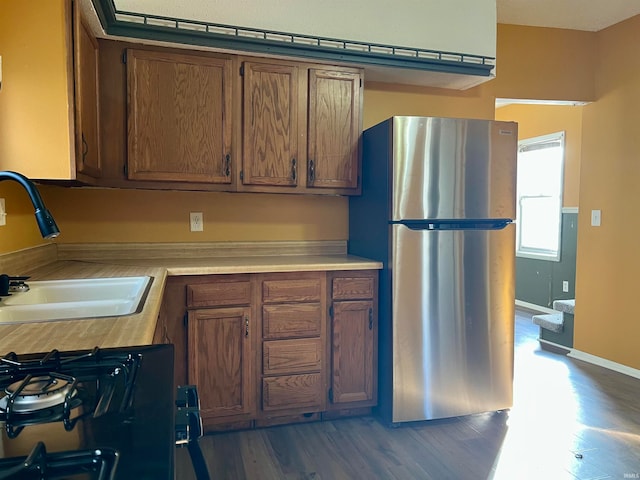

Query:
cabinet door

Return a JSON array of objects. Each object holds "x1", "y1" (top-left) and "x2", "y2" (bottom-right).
[
  {"x1": 188, "y1": 307, "x2": 254, "y2": 420},
  {"x1": 73, "y1": 2, "x2": 101, "y2": 178},
  {"x1": 127, "y1": 49, "x2": 233, "y2": 184},
  {"x1": 242, "y1": 61, "x2": 301, "y2": 187},
  {"x1": 331, "y1": 300, "x2": 375, "y2": 404},
  {"x1": 307, "y1": 68, "x2": 362, "y2": 192}
]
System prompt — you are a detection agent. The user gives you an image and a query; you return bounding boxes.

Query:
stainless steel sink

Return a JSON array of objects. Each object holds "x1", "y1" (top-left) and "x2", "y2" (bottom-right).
[{"x1": 0, "y1": 276, "x2": 152, "y2": 324}]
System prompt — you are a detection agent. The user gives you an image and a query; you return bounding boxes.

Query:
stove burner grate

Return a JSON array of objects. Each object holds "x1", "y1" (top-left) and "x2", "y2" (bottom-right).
[
  {"x1": 0, "y1": 347, "x2": 139, "y2": 440},
  {"x1": 1, "y1": 373, "x2": 78, "y2": 413},
  {"x1": 0, "y1": 441, "x2": 119, "y2": 480}
]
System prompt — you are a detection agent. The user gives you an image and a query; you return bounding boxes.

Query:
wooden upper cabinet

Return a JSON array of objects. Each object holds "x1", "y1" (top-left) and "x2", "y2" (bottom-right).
[
  {"x1": 241, "y1": 61, "x2": 302, "y2": 188},
  {"x1": 308, "y1": 68, "x2": 362, "y2": 193},
  {"x1": 240, "y1": 59, "x2": 362, "y2": 195},
  {"x1": 73, "y1": 2, "x2": 101, "y2": 178},
  {"x1": 126, "y1": 49, "x2": 233, "y2": 184}
]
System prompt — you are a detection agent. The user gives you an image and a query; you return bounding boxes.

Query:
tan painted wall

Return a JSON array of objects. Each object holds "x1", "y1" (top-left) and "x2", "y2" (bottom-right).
[
  {"x1": 363, "y1": 83, "x2": 495, "y2": 129},
  {"x1": 0, "y1": 0, "x2": 74, "y2": 179},
  {"x1": 9, "y1": 7, "x2": 640, "y2": 372},
  {"x1": 574, "y1": 15, "x2": 640, "y2": 369},
  {"x1": 0, "y1": 18, "x2": 597, "y2": 254},
  {"x1": 43, "y1": 187, "x2": 348, "y2": 243},
  {"x1": 495, "y1": 104, "x2": 583, "y2": 207},
  {"x1": 0, "y1": 182, "x2": 50, "y2": 254},
  {"x1": 491, "y1": 24, "x2": 596, "y2": 102}
]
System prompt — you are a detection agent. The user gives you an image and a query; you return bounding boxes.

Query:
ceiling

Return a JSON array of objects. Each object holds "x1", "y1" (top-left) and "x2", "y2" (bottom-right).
[{"x1": 497, "y1": 0, "x2": 640, "y2": 32}]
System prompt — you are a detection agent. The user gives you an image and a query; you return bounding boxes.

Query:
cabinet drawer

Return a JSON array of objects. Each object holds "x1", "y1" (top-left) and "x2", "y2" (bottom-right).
[
  {"x1": 262, "y1": 373, "x2": 322, "y2": 411},
  {"x1": 263, "y1": 303, "x2": 321, "y2": 339},
  {"x1": 263, "y1": 338, "x2": 323, "y2": 375},
  {"x1": 262, "y1": 278, "x2": 322, "y2": 303},
  {"x1": 332, "y1": 277, "x2": 375, "y2": 300},
  {"x1": 187, "y1": 280, "x2": 251, "y2": 308}
]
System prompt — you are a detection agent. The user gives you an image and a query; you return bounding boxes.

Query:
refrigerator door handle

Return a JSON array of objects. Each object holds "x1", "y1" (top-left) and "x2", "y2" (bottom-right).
[{"x1": 397, "y1": 219, "x2": 512, "y2": 231}]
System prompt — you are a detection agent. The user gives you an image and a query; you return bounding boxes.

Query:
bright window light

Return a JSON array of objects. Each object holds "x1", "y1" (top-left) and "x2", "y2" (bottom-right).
[{"x1": 516, "y1": 132, "x2": 565, "y2": 261}]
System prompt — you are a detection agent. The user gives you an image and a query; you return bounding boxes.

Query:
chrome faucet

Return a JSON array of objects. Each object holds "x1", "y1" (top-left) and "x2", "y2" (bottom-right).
[{"x1": 0, "y1": 171, "x2": 60, "y2": 239}]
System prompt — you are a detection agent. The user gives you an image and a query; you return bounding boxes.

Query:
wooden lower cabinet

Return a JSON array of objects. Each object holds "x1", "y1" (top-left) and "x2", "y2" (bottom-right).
[
  {"x1": 156, "y1": 270, "x2": 378, "y2": 432},
  {"x1": 330, "y1": 301, "x2": 375, "y2": 404},
  {"x1": 327, "y1": 271, "x2": 378, "y2": 416},
  {"x1": 188, "y1": 307, "x2": 255, "y2": 423},
  {"x1": 256, "y1": 272, "x2": 327, "y2": 424}
]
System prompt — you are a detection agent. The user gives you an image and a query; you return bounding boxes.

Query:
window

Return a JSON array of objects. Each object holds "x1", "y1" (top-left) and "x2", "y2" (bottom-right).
[{"x1": 515, "y1": 131, "x2": 565, "y2": 261}]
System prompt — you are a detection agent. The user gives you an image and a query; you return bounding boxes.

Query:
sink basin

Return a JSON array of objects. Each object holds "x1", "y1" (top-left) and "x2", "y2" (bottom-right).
[{"x1": 0, "y1": 276, "x2": 153, "y2": 325}]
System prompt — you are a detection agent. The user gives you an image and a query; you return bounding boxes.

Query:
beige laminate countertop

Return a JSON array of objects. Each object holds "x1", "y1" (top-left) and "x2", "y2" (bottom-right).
[
  {"x1": 0, "y1": 253, "x2": 381, "y2": 355},
  {"x1": 0, "y1": 261, "x2": 167, "y2": 354},
  {"x1": 102, "y1": 253, "x2": 382, "y2": 275}
]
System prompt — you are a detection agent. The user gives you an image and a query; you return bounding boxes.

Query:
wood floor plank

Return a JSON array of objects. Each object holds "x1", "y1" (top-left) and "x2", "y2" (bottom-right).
[{"x1": 177, "y1": 310, "x2": 640, "y2": 479}]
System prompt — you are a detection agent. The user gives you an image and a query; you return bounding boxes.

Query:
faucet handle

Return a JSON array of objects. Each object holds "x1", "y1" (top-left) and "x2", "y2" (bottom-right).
[
  {"x1": 0, "y1": 274, "x2": 30, "y2": 296},
  {"x1": 8, "y1": 276, "x2": 30, "y2": 292}
]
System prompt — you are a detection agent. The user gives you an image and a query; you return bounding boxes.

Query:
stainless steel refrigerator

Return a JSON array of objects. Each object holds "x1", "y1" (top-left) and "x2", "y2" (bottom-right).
[{"x1": 349, "y1": 116, "x2": 517, "y2": 424}]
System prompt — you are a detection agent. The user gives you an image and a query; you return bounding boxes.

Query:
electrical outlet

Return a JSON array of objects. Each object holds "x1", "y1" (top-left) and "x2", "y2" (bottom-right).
[
  {"x1": 190, "y1": 212, "x2": 203, "y2": 232},
  {"x1": 562, "y1": 281, "x2": 569, "y2": 293}
]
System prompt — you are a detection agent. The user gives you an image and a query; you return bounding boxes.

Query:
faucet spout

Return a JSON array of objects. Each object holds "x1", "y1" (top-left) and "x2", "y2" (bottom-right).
[{"x1": 0, "y1": 171, "x2": 60, "y2": 239}]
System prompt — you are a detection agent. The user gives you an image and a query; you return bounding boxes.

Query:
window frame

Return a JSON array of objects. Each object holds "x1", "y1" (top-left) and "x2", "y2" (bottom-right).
[{"x1": 515, "y1": 131, "x2": 565, "y2": 262}]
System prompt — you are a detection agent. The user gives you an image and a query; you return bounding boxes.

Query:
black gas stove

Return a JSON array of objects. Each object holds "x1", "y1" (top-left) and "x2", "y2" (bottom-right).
[{"x1": 0, "y1": 344, "x2": 204, "y2": 480}]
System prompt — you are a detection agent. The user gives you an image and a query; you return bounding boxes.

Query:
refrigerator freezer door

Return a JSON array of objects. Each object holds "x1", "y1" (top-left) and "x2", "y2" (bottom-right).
[
  {"x1": 391, "y1": 117, "x2": 517, "y2": 221},
  {"x1": 391, "y1": 223, "x2": 515, "y2": 422}
]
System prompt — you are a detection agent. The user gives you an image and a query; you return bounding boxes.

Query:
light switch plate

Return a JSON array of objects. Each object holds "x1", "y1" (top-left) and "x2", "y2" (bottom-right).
[
  {"x1": 591, "y1": 209, "x2": 601, "y2": 227},
  {"x1": 0, "y1": 198, "x2": 5, "y2": 226}
]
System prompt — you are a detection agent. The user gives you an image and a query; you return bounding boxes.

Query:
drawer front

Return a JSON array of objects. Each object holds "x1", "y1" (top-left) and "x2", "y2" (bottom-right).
[
  {"x1": 187, "y1": 280, "x2": 251, "y2": 308},
  {"x1": 332, "y1": 277, "x2": 375, "y2": 300},
  {"x1": 262, "y1": 373, "x2": 322, "y2": 411},
  {"x1": 262, "y1": 278, "x2": 322, "y2": 303},
  {"x1": 263, "y1": 303, "x2": 321, "y2": 339},
  {"x1": 263, "y1": 338, "x2": 323, "y2": 375}
]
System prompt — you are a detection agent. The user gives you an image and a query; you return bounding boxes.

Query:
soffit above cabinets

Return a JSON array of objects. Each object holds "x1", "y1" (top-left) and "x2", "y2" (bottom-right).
[{"x1": 84, "y1": 0, "x2": 497, "y2": 90}]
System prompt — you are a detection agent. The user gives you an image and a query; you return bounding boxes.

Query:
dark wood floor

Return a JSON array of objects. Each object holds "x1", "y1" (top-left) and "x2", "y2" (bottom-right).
[{"x1": 177, "y1": 310, "x2": 640, "y2": 479}]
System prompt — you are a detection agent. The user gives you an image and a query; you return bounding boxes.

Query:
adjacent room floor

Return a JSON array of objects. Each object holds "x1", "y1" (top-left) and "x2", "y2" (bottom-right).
[{"x1": 177, "y1": 310, "x2": 640, "y2": 479}]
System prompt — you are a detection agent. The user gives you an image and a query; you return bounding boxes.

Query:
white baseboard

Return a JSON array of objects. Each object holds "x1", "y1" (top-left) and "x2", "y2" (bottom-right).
[
  {"x1": 567, "y1": 349, "x2": 640, "y2": 380},
  {"x1": 515, "y1": 300, "x2": 556, "y2": 314},
  {"x1": 520, "y1": 300, "x2": 640, "y2": 379},
  {"x1": 538, "y1": 338, "x2": 570, "y2": 352}
]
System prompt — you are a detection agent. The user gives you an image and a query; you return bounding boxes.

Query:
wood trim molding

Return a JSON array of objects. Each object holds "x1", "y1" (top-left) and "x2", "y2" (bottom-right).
[{"x1": 57, "y1": 240, "x2": 348, "y2": 261}]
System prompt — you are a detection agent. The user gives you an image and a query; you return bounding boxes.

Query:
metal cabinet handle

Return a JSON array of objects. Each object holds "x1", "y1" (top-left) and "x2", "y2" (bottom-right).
[
  {"x1": 291, "y1": 158, "x2": 297, "y2": 182},
  {"x1": 245, "y1": 316, "x2": 249, "y2": 337},
  {"x1": 224, "y1": 153, "x2": 231, "y2": 177},
  {"x1": 308, "y1": 159, "x2": 315, "y2": 183},
  {"x1": 368, "y1": 308, "x2": 373, "y2": 330},
  {"x1": 81, "y1": 133, "x2": 88, "y2": 162}
]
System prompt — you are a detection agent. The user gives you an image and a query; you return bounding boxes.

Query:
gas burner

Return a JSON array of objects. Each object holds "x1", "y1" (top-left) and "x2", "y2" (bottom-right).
[{"x1": 0, "y1": 374, "x2": 78, "y2": 414}]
